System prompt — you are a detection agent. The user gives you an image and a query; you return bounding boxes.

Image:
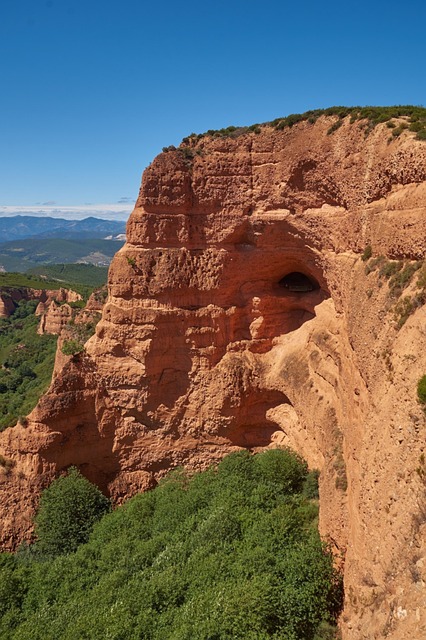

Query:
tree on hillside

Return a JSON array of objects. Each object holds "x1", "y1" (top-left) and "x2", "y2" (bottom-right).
[{"x1": 34, "y1": 466, "x2": 110, "y2": 556}]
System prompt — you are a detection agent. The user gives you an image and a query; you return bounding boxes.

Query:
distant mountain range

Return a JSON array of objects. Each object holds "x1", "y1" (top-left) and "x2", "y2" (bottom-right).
[
  {"x1": 0, "y1": 216, "x2": 126, "y2": 241},
  {"x1": 0, "y1": 216, "x2": 126, "y2": 272},
  {"x1": 0, "y1": 238, "x2": 124, "y2": 271}
]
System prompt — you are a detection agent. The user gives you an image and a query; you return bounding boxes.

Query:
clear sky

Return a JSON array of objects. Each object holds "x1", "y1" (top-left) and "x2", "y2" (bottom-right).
[{"x1": 1, "y1": 0, "x2": 425, "y2": 219}]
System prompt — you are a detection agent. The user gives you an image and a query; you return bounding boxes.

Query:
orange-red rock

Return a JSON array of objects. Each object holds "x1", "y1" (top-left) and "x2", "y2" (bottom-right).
[
  {"x1": 0, "y1": 286, "x2": 81, "y2": 322},
  {"x1": 37, "y1": 301, "x2": 72, "y2": 335},
  {"x1": 1, "y1": 116, "x2": 426, "y2": 639},
  {"x1": 35, "y1": 288, "x2": 83, "y2": 335}
]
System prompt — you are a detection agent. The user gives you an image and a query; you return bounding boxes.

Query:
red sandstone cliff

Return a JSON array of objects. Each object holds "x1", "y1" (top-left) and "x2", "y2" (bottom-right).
[{"x1": 1, "y1": 115, "x2": 426, "y2": 639}]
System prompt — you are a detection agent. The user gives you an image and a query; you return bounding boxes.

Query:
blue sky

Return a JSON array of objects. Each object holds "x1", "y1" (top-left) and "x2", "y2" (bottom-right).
[{"x1": 1, "y1": 0, "x2": 425, "y2": 219}]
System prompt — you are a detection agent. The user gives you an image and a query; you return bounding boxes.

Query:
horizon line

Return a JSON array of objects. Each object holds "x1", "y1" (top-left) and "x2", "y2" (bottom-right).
[{"x1": 0, "y1": 204, "x2": 134, "y2": 222}]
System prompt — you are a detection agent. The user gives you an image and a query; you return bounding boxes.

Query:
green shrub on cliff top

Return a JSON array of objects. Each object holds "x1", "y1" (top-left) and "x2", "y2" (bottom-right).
[
  {"x1": 187, "y1": 105, "x2": 426, "y2": 142},
  {"x1": 61, "y1": 338, "x2": 84, "y2": 356}
]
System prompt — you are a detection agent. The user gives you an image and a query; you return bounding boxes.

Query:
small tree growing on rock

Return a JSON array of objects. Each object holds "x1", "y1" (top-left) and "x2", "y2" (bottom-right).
[{"x1": 61, "y1": 339, "x2": 85, "y2": 356}]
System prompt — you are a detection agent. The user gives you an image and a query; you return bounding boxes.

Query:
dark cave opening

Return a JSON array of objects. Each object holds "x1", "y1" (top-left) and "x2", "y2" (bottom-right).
[{"x1": 279, "y1": 271, "x2": 319, "y2": 293}]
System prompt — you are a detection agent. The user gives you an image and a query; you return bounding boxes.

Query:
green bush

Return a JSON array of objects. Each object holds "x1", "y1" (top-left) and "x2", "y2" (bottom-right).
[
  {"x1": 327, "y1": 119, "x2": 343, "y2": 135},
  {"x1": 392, "y1": 123, "x2": 408, "y2": 138},
  {"x1": 365, "y1": 255, "x2": 385, "y2": 275},
  {"x1": 417, "y1": 263, "x2": 426, "y2": 289},
  {"x1": 253, "y1": 447, "x2": 308, "y2": 493},
  {"x1": 417, "y1": 376, "x2": 426, "y2": 405},
  {"x1": 379, "y1": 260, "x2": 402, "y2": 279},
  {"x1": 361, "y1": 245, "x2": 372, "y2": 262},
  {"x1": 389, "y1": 261, "x2": 422, "y2": 298},
  {"x1": 394, "y1": 296, "x2": 414, "y2": 328},
  {"x1": 0, "y1": 454, "x2": 15, "y2": 473},
  {"x1": 178, "y1": 146, "x2": 195, "y2": 160},
  {"x1": 0, "y1": 554, "x2": 30, "y2": 618},
  {"x1": 303, "y1": 469, "x2": 320, "y2": 499},
  {"x1": 34, "y1": 466, "x2": 110, "y2": 556},
  {"x1": 61, "y1": 339, "x2": 84, "y2": 356}
]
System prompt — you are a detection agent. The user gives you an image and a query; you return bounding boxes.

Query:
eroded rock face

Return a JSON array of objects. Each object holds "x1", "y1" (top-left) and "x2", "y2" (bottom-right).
[
  {"x1": 37, "y1": 301, "x2": 73, "y2": 335},
  {"x1": 0, "y1": 293, "x2": 18, "y2": 317},
  {"x1": 0, "y1": 286, "x2": 81, "y2": 322},
  {"x1": 1, "y1": 116, "x2": 426, "y2": 639},
  {"x1": 35, "y1": 288, "x2": 83, "y2": 335}
]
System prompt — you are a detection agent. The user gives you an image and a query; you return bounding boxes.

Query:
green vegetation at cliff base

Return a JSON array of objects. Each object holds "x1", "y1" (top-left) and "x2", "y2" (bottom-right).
[{"x1": 0, "y1": 449, "x2": 342, "y2": 639}]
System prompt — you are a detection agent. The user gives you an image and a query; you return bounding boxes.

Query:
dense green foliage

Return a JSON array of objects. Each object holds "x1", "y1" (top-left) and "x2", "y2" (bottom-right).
[
  {"x1": 361, "y1": 245, "x2": 372, "y2": 262},
  {"x1": 0, "y1": 450, "x2": 342, "y2": 639},
  {"x1": 27, "y1": 264, "x2": 108, "y2": 289},
  {"x1": 0, "y1": 269, "x2": 102, "y2": 300},
  {"x1": 34, "y1": 467, "x2": 111, "y2": 556},
  {"x1": 61, "y1": 338, "x2": 85, "y2": 356},
  {"x1": 0, "y1": 300, "x2": 57, "y2": 430},
  {"x1": 0, "y1": 273, "x2": 64, "y2": 290},
  {"x1": 185, "y1": 105, "x2": 426, "y2": 141},
  {"x1": 270, "y1": 106, "x2": 426, "y2": 140}
]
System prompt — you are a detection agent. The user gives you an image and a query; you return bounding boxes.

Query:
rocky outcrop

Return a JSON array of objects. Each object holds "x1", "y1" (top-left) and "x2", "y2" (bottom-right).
[
  {"x1": 0, "y1": 286, "x2": 81, "y2": 321},
  {"x1": 34, "y1": 289, "x2": 81, "y2": 335},
  {"x1": 85, "y1": 287, "x2": 107, "y2": 312},
  {"x1": 47, "y1": 287, "x2": 82, "y2": 304},
  {"x1": 35, "y1": 288, "x2": 83, "y2": 335},
  {"x1": 37, "y1": 301, "x2": 73, "y2": 335},
  {"x1": 0, "y1": 287, "x2": 36, "y2": 317},
  {"x1": 0, "y1": 292, "x2": 19, "y2": 317},
  {"x1": 1, "y1": 115, "x2": 426, "y2": 639}
]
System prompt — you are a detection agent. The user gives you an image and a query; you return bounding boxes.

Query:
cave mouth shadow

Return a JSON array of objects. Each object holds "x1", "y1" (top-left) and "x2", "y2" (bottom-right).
[
  {"x1": 278, "y1": 271, "x2": 320, "y2": 293},
  {"x1": 223, "y1": 390, "x2": 293, "y2": 450},
  {"x1": 247, "y1": 268, "x2": 327, "y2": 342}
]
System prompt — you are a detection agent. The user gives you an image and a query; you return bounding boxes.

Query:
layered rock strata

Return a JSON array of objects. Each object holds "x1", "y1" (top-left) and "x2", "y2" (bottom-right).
[
  {"x1": 37, "y1": 300, "x2": 73, "y2": 335},
  {"x1": 1, "y1": 116, "x2": 426, "y2": 639}
]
